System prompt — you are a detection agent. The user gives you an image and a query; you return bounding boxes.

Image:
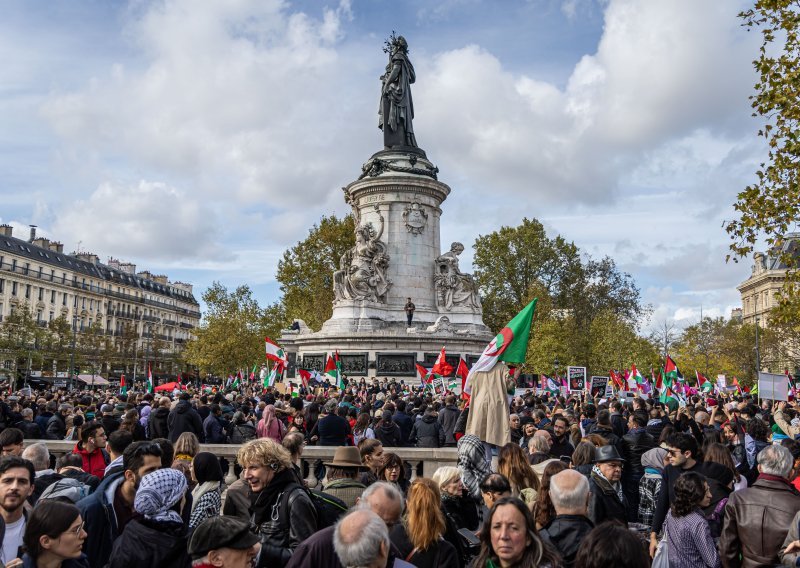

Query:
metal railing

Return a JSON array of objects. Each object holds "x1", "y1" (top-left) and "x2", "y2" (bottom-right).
[{"x1": 33, "y1": 441, "x2": 458, "y2": 488}]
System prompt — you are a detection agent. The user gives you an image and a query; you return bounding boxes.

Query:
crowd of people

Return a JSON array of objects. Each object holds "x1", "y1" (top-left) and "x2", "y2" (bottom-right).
[{"x1": 0, "y1": 376, "x2": 798, "y2": 567}]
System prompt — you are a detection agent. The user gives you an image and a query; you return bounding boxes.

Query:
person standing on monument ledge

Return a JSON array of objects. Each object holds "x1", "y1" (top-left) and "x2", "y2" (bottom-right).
[{"x1": 404, "y1": 298, "x2": 415, "y2": 325}]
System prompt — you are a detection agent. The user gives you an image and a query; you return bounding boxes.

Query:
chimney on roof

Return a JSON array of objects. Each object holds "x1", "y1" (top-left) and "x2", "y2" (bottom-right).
[
  {"x1": 48, "y1": 241, "x2": 64, "y2": 253},
  {"x1": 32, "y1": 237, "x2": 50, "y2": 249},
  {"x1": 0, "y1": 224, "x2": 11, "y2": 237},
  {"x1": 29, "y1": 225, "x2": 36, "y2": 242},
  {"x1": 76, "y1": 253, "x2": 99, "y2": 265}
]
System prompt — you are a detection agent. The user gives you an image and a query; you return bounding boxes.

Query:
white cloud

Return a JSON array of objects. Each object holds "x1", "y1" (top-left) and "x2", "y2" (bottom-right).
[{"x1": 52, "y1": 180, "x2": 223, "y2": 261}]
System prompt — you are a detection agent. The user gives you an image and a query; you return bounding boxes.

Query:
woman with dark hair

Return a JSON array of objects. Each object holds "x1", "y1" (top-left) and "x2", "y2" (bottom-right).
[
  {"x1": 657, "y1": 424, "x2": 675, "y2": 448},
  {"x1": 533, "y1": 461, "x2": 568, "y2": 529},
  {"x1": 574, "y1": 521, "x2": 649, "y2": 568},
  {"x1": 287, "y1": 411, "x2": 307, "y2": 437},
  {"x1": 228, "y1": 411, "x2": 257, "y2": 444},
  {"x1": 472, "y1": 496, "x2": 560, "y2": 568},
  {"x1": 378, "y1": 452, "x2": 409, "y2": 495},
  {"x1": 389, "y1": 478, "x2": 459, "y2": 568},
  {"x1": 497, "y1": 443, "x2": 540, "y2": 507},
  {"x1": 638, "y1": 447, "x2": 667, "y2": 529},
  {"x1": 22, "y1": 500, "x2": 89, "y2": 568},
  {"x1": 722, "y1": 419, "x2": 750, "y2": 479},
  {"x1": 358, "y1": 438, "x2": 384, "y2": 486},
  {"x1": 570, "y1": 442, "x2": 595, "y2": 477},
  {"x1": 189, "y1": 452, "x2": 225, "y2": 529},
  {"x1": 663, "y1": 471, "x2": 719, "y2": 567},
  {"x1": 106, "y1": 468, "x2": 191, "y2": 568},
  {"x1": 119, "y1": 409, "x2": 146, "y2": 441},
  {"x1": 352, "y1": 412, "x2": 375, "y2": 446}
]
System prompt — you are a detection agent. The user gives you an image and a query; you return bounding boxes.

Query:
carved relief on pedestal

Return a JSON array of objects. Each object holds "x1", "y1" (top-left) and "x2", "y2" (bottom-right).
[
  {"x1": 333, "y1": 207, "x2": 393, "y2": 303},
  {"x1": 402, "y1": 201, "x2": 428, "y2": 235},
  {"x1": 434, "y1": 242, "x2": 481, "y2": 311}
]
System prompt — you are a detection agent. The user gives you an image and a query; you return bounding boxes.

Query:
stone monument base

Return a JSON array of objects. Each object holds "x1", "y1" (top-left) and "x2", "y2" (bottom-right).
[{"x1": 280, "y1": 322, "x2": 493, "y2": 383}]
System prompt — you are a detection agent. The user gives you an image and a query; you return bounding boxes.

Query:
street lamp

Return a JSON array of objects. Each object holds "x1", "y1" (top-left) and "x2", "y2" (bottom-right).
[
  {"x1": 755, "y1": 317, "x2": 761, "y2": 377},
  {"x1": 69, "y1": 314, "x2": 77, "y2": 392},
  {"x1": 553, "y1": 357, "x2": 560, "y2": 378}
]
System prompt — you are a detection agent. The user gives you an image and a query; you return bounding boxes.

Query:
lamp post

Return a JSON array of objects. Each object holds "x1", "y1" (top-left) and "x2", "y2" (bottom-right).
[
  {"x1": 755, "y1": 317, "x2": 761, "y2": 377},
  {"x1": 69, "y1": 315, "x2": 77, "y2": 392}
]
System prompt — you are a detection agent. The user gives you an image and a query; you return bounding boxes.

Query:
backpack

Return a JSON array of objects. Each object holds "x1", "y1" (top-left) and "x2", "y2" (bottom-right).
[
  {"x1": 279, "y1": 483, "x2": 347, "y2": 530},
  {"x1": 39, "y1": 478, "x2": 91, "y2": 503}
]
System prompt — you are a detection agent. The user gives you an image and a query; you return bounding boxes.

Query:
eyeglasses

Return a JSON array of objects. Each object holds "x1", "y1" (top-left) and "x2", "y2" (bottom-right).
[{"x1": 68, "y1": 521, "x2": 85, "y2": 537}]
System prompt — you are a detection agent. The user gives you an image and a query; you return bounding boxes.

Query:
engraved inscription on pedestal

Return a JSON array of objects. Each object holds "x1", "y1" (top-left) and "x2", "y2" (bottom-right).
[
  {"x1": 340, "y1": 353, "x2": 369, "y2": 375},
  {"x1": 434, "y1": 242, "x2": 482, "y2": 311},
  {"x1": 302, "y1": 354, "x2": 325, "y2": 373},
  {"x1": 333, "y1": 207, "x2": 393, "y2": 304},
  {"x1": 376, "y1": 353, "x2": 416, "y2": 377},
  {"x1": 403, "y1": 201, "x2": 428, "y2": 235}
]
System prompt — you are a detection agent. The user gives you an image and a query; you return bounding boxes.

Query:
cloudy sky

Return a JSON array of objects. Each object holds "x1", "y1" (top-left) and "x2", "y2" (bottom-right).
[{"x1": 1, "y1": 0, "x2": 765, "y2": 332}]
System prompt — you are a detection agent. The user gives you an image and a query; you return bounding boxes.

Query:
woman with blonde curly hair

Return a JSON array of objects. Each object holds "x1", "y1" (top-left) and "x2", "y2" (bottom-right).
[
  {"x1": 498, "y1": 443, "x2": 540, "y2": 507},
  {"x1": 389, "y1": 478, "x2": 459, "y2": 568}
]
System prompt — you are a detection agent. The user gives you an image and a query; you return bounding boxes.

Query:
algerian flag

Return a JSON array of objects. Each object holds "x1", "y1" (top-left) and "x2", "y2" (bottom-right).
[
  {"x1": 264, "y1": 362, "x2": 283, "y2": 388},
  {"x1": 463, "y1": 299, "x2": 537, "y2": 395},
  {"x1": 231, "y1": 371, "x2": 240, "y2": 389}
]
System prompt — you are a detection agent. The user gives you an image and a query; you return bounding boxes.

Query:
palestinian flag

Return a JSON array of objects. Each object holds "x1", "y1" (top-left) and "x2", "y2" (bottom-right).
[
  {"x1": 265, "y1": 337, "x2": 287, "y2": 364},
  {"x1": 416, "y1": 363, "x2": 431, "y2": 387},
  {"x1": 324, "y1": 352, "x2": 344, "y2": 389},
  {"x1": 660, "y1": 386, "x2": 678, "y2": 405},
  {"x1": 120, "y1": 374, "x2": 127, "y2": 396},
  {"x1": 664, "y1": 355, "x2": 682, "y2": 384},
  {"x1": 264, "y1": 361, "x2": 283, "y2": 388},
  {"x1": 231, "y1": 371, "x2": 241, "y2": 389},
  {"x1": 432, "y1": 347, "x2": 454, "y2": 377},
  {"x1": 249, "y1": 364, "x2": 257, "y2": 381},
  {"x1": 655, "y1": 368, "x2": 663, "y2": 391},
  {"x1": 298, "y1": 369, "x2": 312, "y2": 388},
  {"x1": 146, "y1": 364, "x2": 154, "y2": 394},
  {"x1": 456, "y1": 358, "x2": 470, "y2": 398},
  {"x1": 464, "y1": 299, "x2": 537, "y2": 395},
  {"x1": 629, "y1": 364, "x2": 644, "y2": 390},
  {"x1": 731, "y1": 376, "x2": 742, "y2": 394}
]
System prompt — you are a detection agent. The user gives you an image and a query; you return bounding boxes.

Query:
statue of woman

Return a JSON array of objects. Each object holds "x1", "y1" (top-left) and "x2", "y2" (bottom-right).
[
  {"x1": 379, "y1": 34, "x2": 417, "y2": 149},
  {"x1": 334, "y1": 210, "x2": 392, "y2": 303},
  {"x1": 435, "y1": 242, "x2": 481, "y2": 310}
]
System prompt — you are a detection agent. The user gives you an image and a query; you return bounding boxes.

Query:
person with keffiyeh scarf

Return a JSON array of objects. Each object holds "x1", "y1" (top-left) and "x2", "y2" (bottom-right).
[
  {"x1": 457, "y1": 434, "x2": 491, "y2": 501},
  {"x1": 106, "y1": 467, "x2": 191, "y2": 568}
]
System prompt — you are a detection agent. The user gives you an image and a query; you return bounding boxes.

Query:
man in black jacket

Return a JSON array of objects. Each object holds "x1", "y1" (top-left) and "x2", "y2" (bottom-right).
[
  {"x1": 409, "y1": 407, "x2": 445, "y2": 447},
  {"x1": 203, "y1": 404, "x2": 228, "y2": 444},
  {"x1": 438, "y1": 396, "x2": 460, "y2": 447},
  {"x1": 148, "y1": 397, "x2": 170, "y2": 439},
  {"x1": 541, "y1": 469, "x2": 594, "y2": 567},
  {"x1": 392, "y1": 400, "x2": 414, "y2": 446},
  {"x1": 609, "y1": 400, "x2": 628, "y2": 438},
  {"x1": 620, "y1": 413, "x2": 655, "y2": 520},
  {"x1": 587, "y1": 445, "x2": 628, "y2": 527},
  {"x1": 167, "y1": 393, "x2": 204, "y2": 442},
  {"x1": 548, "y1": 415, "x2": 575, "y2": 460},
  {"x1": 46, "y1": 404, "x2": 71, "y2": 440},
  {"x1": 589, "y1": 410, "x2": 623, "y2": 456}
]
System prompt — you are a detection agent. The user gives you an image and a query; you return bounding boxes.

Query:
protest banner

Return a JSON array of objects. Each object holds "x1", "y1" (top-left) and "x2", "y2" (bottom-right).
[
  {"x1": 590, "y1": 376, "x2": 609, "y2": 398},
  {"x1": 567, "y1": 366, "x2": 587, "y2": 393},
  {"x1": 758, "y1": 372, "x2": 789, "y2": 401}
]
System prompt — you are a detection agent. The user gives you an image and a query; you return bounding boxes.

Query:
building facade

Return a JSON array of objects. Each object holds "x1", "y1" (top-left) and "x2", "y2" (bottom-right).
[
  {"x1": 0, "y1": 224, "x2": 200, "y2": 380},
  {"x1": 737, "y1": 234, "x2": 800, "y2": 326}
]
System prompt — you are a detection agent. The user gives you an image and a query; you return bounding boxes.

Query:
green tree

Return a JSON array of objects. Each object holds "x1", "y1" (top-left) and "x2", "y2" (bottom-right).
[
  {"x1": 78, "y1": 321, "x2": 114, "y2": 380},
  {"x1": 726, "y1": 2, "x2": 800, "y2": 325},
  {"x1": 276, "y1": 214, "x2": 355, "y2": 331},
  {"x1": 183, "y1": 282, "x2": 271, "y2": 376},
  {"x1": 43, "y1": 315, "x2": 74, "y2": 374},
  {"x1": 0, "y1": 303, "x2": 46, "y2": 388},
  {"x1": 473, "y1": 217, "x2": 582, "y2": 333}
]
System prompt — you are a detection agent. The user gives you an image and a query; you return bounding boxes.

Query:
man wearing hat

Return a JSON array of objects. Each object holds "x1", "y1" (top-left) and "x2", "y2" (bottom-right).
[
  {"x1": 188, "y1": 516, "x2": 261, "y2": 568},
  {"x1": 323, "y1": 447, "x2": 367, "y2": 508},
  {"x1": 587, "y1": 445, "x2": 628, "y2": 526}
]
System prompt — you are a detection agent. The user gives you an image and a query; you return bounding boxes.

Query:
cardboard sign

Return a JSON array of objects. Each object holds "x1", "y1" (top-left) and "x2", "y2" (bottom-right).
[
  {"x1": 567, "y1": 366, "x2": 587, "y2": 393},
  {"x1": 273, "y1": 383, "x2": 287, "y2": 395},
  {"x1": 590, "y1": 376, "x2": 609, "y2": 398},
  {"x1": 758, "y1": 372, "x2": 789, "y2": 401},
  {"x1": 604, "y1": 383, "x2": 615, "y2": 398}
]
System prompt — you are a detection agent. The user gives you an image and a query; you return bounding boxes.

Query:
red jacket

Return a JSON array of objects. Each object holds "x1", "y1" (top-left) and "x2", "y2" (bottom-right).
[{"x1": 73, "y1": 442, "x2": 108, "y2": 479}]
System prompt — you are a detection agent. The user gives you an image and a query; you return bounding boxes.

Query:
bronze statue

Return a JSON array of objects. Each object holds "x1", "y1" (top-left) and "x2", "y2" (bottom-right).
[{"x1": 379, "y1": 33, "x2": 418, "y2": 149}]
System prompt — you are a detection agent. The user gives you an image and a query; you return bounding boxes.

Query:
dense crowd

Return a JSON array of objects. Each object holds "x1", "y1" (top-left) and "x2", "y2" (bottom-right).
[{"x1": 0, "y1": 378, "x2": 798, "y2": 567}]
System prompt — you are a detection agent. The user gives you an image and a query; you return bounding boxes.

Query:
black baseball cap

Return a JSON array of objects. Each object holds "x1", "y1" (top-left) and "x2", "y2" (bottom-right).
[{"x1": 187, "y1": 516, "x2": 260, "y2": 559}]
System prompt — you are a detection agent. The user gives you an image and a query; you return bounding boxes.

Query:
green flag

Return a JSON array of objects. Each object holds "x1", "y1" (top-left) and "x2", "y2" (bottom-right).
[{"x1": 464, "y1": 299, "x2": 537, "y2": 396}]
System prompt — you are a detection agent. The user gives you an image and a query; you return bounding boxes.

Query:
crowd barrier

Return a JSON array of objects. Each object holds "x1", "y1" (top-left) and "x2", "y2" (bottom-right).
[{"x1": 32, "y1": 440, "x2": 459, "y2": 488}]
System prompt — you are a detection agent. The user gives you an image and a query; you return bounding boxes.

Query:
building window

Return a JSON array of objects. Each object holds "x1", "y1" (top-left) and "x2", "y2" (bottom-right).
[
  {"x1": 49, "y1": 311, "x2": 54, "y2": 322},
  {"x1": 62, "y1": 294, "x2": 67, "y2": 306},
  {"x1": 11, "y1": 259, "x2": 16, "y2": 271},
  {"x1": 50, "y1": 290, "x2": 55, "y2": 304},
  {"x1": 61, "y1": 273, "x2": 66, "y2": 284},
  {"x1": 38, "y1": 288, "x2": 43, "y2": 302},
  {"x1": 0, "y1": 279, "x2": 3, "y2": 294},
  {"x1": 11, "y1": 282, "x2": 16, "y2": 296},
  {"x1": 23, "y1": 262, "x2": 29, "y2": 275}
]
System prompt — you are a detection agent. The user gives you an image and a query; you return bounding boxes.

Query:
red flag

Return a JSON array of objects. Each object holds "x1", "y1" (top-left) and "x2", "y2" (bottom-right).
[
  {"x1": 298, "y1": 369, "x2": 311, "y2": 388},
  {"x1": 432, "y1": 347, "x2": 454, "y2": 377}
]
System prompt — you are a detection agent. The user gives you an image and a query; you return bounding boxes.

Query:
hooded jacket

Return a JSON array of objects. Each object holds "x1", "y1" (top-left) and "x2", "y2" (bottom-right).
[
  {"x1": 106, "y1": 517, "x2": 191, "y2": 568},
  {"x1": 148, "y1": 406, "x2": 170, "y2": 439},
  {"x1": 409, "y1": 413, "x2": 445, "y2": 448},
  {"x1": 167, "y1": 399, "x2": 204, "y2": 442}
]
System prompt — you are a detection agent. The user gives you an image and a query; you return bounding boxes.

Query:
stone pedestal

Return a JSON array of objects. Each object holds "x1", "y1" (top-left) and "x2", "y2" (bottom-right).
[{"x1": 281, "y1": 149, "x2": 492, "y2": 379}]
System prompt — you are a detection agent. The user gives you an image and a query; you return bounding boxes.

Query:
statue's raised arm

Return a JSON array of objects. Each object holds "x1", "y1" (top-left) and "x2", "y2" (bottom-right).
[{"x1": 379, "y1": 33, "x2": 418, "y2": 150}]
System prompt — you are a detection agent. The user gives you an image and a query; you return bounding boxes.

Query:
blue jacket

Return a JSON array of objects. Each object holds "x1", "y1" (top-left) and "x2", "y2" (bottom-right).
[
  {"x1": 393, "y1": 411, "x2": 414, "y2": 446},
  {"x1": 203, "y1": 413, "x2": 227, "y2": 444},
  {"x1": 76, "y1": 471, "x2": 124, "y2": 568}
]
